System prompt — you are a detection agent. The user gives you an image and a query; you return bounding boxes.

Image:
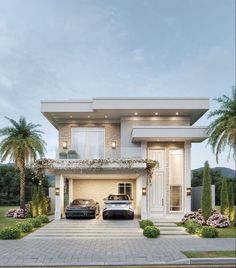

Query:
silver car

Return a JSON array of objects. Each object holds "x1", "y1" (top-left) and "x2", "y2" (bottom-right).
[{"x1": 102, "y1": 194, "x2": 134, "y2": 220}]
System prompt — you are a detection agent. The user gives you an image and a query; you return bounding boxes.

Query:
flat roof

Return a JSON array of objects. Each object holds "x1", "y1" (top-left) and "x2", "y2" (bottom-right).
[{"x1": 41, "y1": 97, "x2": 209, "y2": 129}]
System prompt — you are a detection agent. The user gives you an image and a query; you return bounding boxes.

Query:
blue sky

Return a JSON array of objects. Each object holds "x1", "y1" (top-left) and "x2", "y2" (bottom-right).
[{"x1": 0, "y1": 0, "x2": 235, "y2": 169}]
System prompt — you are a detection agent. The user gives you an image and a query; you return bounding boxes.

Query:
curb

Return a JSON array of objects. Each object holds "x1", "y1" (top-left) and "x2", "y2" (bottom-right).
[{"x1": 190, "y1": 257, "x2": 236, "y2": 264}]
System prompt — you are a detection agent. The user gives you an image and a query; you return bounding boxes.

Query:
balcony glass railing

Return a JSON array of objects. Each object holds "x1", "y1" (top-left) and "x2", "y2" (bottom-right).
[{"x1": 56, "y1": 147, "x2": 143, "y2": 160}]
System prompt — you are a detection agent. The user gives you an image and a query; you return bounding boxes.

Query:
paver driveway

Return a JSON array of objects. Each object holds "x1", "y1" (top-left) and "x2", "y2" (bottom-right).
[
  {"x1": 25, "y1": 217, "x2": 143, "y2": 239},
  {"x1": 0, "y1": 219, "x2": 235, "y2": 266}
]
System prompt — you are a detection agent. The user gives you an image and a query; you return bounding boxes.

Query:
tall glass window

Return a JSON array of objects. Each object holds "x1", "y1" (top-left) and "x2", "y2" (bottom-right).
[
  {"x1": 71, "y1": 127, "x2": 105, "y2": 159},
  {"x1": 169, "y1": 149, "x2": 184, "y2": 211}
]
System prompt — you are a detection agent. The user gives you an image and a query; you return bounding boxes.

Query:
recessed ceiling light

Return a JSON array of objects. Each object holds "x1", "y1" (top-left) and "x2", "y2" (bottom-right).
[
  {"x1": 134, "y1": 112, "x2": 138, "y2": 116},
  {"x1": 87, "y1": 115, "x2": 91, "y2": 118},
  {"x1": 175, "y1": 112, "x2": 179, "y2": 115},
  {"x1": 105, "y1": 115, "x2": 108, "y2": 118},
  {"x1": 155, "y1": 112, "x2": 158, "y2": 115}
]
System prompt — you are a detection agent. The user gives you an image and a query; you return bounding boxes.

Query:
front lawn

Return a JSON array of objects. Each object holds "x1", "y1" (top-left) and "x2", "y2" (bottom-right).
[
  {"x1": 182, "y1": 251, "x2": 236, "y2": 258},
  {"x1": 217, "y1": 226, "x2": 236, "y2": 238},
  {"x1": 0, "y1": 206, "x2": 27, "y2": 229}
]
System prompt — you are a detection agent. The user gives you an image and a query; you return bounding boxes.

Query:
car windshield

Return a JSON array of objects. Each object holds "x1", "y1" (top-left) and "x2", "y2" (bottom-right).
[
  {"x1": 108, "y1": 195, "x2": 129, "y2": 200},
  {"x1": 71, "y1": 199, "x2": 94, "y2": 205}
]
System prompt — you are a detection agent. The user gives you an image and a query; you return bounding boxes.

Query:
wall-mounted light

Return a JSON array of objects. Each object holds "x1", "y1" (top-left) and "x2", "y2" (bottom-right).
[
  {"x1": 111, "y1": 141, "x2": 116, "y2": 149},
  {"x1": 142, "y1": 187, "x2": 147, "y2": 196},
  {"x1": 62, "y1": 141, "x2": 68, "y2": 149},
  {"x1": 187, "y1": 187, "x2": 192, "y2": 196},
  {"x1": 55, "y1": 187, "x2": 60, "y2": 196}
]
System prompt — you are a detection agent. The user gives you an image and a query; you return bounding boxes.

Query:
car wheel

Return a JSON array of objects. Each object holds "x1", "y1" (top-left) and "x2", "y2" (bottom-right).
[
  {"x1": 103, "y1": 213, "x2": 108, "y2": 220},
  {"x1": 129, "y1": 214, "x2": 134, "y2": 220}
]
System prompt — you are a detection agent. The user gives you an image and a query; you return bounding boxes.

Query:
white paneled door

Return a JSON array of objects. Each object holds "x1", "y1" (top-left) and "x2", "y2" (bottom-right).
[{"x1": 148, "y1": 149, "x2": 165, "y2": 218}]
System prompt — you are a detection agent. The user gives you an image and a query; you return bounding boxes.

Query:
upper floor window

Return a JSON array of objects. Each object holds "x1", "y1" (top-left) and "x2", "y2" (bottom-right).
[{"x1": 71, "y1": 127, "x2": 105, "y2": 159}]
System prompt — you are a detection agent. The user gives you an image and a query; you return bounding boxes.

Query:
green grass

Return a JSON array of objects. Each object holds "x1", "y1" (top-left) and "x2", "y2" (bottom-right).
[
  {"x1": 217, "y1": 226, "x2": 236, "y2": 238},
  {"x1": 0, "y1": 206, "x2": 28, "y2": 229},
  {"x1": 182, "y1": 251, "x2": 236, "y2": 258}
]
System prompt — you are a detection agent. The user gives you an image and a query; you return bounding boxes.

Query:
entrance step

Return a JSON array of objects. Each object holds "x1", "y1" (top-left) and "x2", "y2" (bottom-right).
[{"x1": 154, "y1": 222, "x2": 188, "y2": 235}]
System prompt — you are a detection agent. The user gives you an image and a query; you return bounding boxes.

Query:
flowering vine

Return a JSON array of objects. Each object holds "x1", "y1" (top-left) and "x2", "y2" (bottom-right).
[{"x1": 33, "y1": 158, "x2": 158, "y2": 178}]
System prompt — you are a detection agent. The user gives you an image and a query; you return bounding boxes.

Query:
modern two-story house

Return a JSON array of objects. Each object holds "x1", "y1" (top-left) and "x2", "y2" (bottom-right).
[{"x1": 41, "y1": 98, "x2": 209, "y2": 221}]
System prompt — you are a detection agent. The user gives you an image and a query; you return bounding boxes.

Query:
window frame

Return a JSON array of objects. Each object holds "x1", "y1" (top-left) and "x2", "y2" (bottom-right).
[{"x1": 117, "y1": 182, "x2": 133, "y2": 199}]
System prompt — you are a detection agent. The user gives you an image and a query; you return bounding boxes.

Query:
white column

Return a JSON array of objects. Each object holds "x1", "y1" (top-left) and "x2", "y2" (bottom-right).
[
  {"x1": 184, "y1": 141, "x2": 192, "y2": 212},
  {"x1": 69, "y1": 179, "x2": 74, "y2": 204},
  {"x1": 55, "y1": 174, "x2": 64, "y2": 220},
  {"x1": 141, "y1": 175, "x2": 148, "y2": 219}
]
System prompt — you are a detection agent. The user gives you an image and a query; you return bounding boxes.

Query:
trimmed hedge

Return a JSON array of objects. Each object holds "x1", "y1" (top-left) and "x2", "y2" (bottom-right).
[
  {"x1": 139, "y1": 219, "x2": 154, "y2": 229},
  {"x1": 185, "y1": 220, "x2": 201, "y2": 234},
  {"x1": 27, "y1": 218, "x2": 41, "y2": 228},
  {"x1": 0, "y1": 227, "x2": 21, "y2": 239},
  {"x1": 36, "y1": 215, "x2": 49, "y2": 224},
  {"x1": 16, "y1": 222, "x2": 33, "y2": 233},
  {"x1": 200, "y1": 226, "x2": 219, "y2": 238},
  {"x1": 143, "y1": 226, "x2": 160, "y2": 238}
]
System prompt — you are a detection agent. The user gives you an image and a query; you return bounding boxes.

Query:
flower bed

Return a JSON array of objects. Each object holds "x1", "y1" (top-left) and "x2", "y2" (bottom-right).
[{"x1": 182, "y1": 208, "x2": 230, "y2": 228}]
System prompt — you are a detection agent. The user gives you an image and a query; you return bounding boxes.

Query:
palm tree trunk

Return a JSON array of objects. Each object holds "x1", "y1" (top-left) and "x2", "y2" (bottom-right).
[{"x1": 18, "y1": 157, "x2": 26, "y2": 211}]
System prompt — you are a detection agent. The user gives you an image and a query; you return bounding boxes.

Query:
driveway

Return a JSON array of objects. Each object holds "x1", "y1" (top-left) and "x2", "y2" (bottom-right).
[
  {"x1": 24, "y1": 217, "x2": 143, "y2": 239},
  {"x1": 0, "y1": 219, "x2": 235, "y2": 266}
]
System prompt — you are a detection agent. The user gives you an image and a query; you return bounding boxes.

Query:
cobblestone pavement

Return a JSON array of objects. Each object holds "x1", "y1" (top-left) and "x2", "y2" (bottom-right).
[
  {"x1": 0, "y1": 237, "x2": 235, "y2": 266},
  {"x1": 0, "y1": 219, "x2": 235, "y2": 266}
]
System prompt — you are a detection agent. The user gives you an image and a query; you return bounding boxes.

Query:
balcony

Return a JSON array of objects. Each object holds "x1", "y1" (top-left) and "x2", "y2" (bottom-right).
[{"x1": 56, "y1": 146, "x2": 143, "y2": 160}]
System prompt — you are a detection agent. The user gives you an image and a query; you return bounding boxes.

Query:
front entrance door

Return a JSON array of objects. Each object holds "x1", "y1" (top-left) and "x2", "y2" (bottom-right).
[{"x1": 148, "y1": 149, "x2": 165, "y2": 218}]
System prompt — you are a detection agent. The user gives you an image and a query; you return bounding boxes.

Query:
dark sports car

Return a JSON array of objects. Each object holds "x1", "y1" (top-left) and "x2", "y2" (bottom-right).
[{"x1": 65, "y1": 199, "x2": 100, "y2": 219}]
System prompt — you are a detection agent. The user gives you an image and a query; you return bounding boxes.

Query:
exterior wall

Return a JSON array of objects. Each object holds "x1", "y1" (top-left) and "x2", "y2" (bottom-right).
[
  {"x1": 121, "y1": 117, "x2": 191, "y2": 148},
  {"x1": 73, "y1": 178, "x2": 138, "y2": 213},
  {"x1": 58, "y1": 123, "x2": 120, "y2": 156}
]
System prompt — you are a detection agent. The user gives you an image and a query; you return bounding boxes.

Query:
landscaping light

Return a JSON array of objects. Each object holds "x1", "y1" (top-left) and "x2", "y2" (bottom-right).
[
  {"x1": 187, "y1": 187, "x2": 192, "y2": 196},
  {"x1": 62, "y1": 141, "x2": 68, "y2": 149},
  {"x1": 111, "y1": 141, "x2": 116, "y2": 149},
  {"x1": 55, "y1": 188, "x2": 60, "y2": 196},
  {"x1": 142, "y1": 187, "x2": 147, "y2": 196}
]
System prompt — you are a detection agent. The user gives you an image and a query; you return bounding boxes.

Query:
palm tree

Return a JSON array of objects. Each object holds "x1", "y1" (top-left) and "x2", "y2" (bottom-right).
[
  {"x1": 0, "y1": 117, "x2": 46, "y2": 211},
  {"x1": 207, "y1": 87, "x2": 236, "y2": 163}
]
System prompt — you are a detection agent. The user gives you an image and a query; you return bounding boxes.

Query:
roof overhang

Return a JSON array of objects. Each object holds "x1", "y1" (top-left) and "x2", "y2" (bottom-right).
[
  {"x1": 41, "y1": 98, "x2": 209, "y2": 129},
  {"x1": 132, "y1": 126, "x2": 208, "y2": 142}
]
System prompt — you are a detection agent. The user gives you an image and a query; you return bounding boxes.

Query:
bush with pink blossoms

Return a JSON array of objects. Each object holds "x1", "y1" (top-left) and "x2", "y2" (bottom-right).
[
  {"x1": 181, "y1": 210, "x2": 205, "y2": 225},
  {"x1": 182, "y1": 208, "x2": 230, "y2": 228},
  {"x1": 206, "y1": 213, "x2": 230, "y2": 228},
  {"x1": 5, "y1": 209, "x2": 16, "y2": 217}
]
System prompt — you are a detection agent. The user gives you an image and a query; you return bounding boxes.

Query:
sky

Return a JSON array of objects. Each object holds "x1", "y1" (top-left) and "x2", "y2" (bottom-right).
[{"x1": 0, "y1": 0, "x2": 235, "y2": 169}]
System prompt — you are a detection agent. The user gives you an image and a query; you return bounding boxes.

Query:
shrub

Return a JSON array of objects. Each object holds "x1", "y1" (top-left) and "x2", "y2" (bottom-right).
[
  {"x1": 143, "y1": 226, "x2": 160, "y2": 238},
  {"x1": 185, "y1": 220, "x2": 202, "y2": 234},
  {"x1": 16, "y1": 222, "x2": 33, "y2": 233},
  {"x1": 201, "y1": 161, "x2": 212, "y2": 220},
  {"x1": 27, "y1": 218, "x2": 41, "y2": 228},
  {"x1": 5, "y1": 209, "x2": 16, "y2": 217},
  {"x1": 181, "y1": 210, "x2": 205, "y2": 225},
  {"x1": 139, "y1": 219, "x2": 154, "y2": 229},
  {"x1": 221, "y1": 178, "x2": 229, "y2": 217},
  {"x1": 37, "y1": 214, "x2": 49, "y2": 224},
  {"x1": 200, "y1": 226, "x2": 218, "y2": 238},
  {"x1": 206, "y1": 210, "x2": 230, "y2": 228},
  {"x1": 228, "y1": 182, "x2": 234, "y2": 222},
  {"x1": 31, "y1": 186, "x2": 50, "y2": 217},
  {"x1": 0, "y1": 227, "x2": 21, "y2": 239}
]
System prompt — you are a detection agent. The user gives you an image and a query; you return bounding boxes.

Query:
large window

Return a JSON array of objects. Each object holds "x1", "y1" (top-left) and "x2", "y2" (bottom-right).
[
  {"x1": 71, "y1": 127, "x2": 105, "y2": 159},
  {"x1": 118, "y1": 183, "x2": 133, "y2": 199},
  {"x1": 169, "y1": 149, "x2": 184, "y2": 211}
]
